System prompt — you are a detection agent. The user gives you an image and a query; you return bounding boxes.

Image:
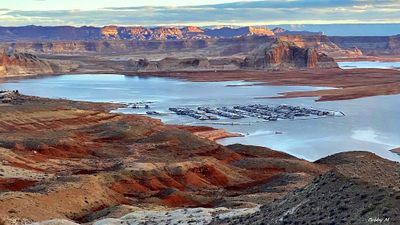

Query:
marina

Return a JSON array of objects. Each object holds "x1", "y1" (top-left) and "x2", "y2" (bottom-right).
[{"x1": 167, "y1": 104, "x2": 341, "y2": 121}]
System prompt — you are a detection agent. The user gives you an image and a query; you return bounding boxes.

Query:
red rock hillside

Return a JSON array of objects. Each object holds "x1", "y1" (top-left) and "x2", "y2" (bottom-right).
[{"x1": 0, "y1": 93, "x2": 327, "y2": 223}]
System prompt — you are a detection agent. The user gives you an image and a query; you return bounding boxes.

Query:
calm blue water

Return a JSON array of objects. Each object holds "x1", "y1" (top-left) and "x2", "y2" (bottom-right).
[
  {"x1": 338, "y1": 61, "x2": 400, "y2": 69},
  {"x1": 1, "y1": 74, "x2": 399, "y2": 162}
]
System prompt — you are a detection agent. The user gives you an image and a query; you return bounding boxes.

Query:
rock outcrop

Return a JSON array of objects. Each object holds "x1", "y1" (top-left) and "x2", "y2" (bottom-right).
[
  {"x1": 128, "y1": 57, "x2": 212, "y2": 72},
  {"x1": 279, "y1": 35, "x2": 363, "y2": 58},
  {"x1": 0, "y1": 50, "x2": 54, "y2": 76},
  {"x1": 242, "y1": 39, "x2": 338, "y2": 70},
  {"x1": 0, "y1": 50, "x2": 77, "y2": 77}
]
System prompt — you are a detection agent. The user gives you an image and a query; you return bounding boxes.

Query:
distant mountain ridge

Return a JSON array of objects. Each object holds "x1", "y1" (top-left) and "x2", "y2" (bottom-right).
[{"x1": 0, "y1": 25, "x2": 322, "y2": 41}]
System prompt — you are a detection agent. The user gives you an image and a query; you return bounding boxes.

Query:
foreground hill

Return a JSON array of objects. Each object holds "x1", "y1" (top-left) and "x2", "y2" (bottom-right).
[{"x1": 0, "y1": 92, "x2": 326, "y2": 224}]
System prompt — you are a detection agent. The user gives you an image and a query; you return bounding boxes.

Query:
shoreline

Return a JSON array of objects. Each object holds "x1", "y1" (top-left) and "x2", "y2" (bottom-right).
[
  {"x1": 334, "y1": 56, "x2": 400, "y2": 62},
  {"x1": 1, "y1": 67, "x2": 400, "y2": 102}
]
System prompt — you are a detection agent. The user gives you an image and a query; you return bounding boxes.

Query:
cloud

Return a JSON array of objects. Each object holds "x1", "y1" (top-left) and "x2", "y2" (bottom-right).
[{"x1": 2, "y1": 0, "x2": 400, "y2": 26}]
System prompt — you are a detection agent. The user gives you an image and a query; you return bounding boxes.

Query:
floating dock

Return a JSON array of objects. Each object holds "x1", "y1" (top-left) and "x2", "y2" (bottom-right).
[{"x1": 169, "y1": 104, "x2": 341, "y2": 121}]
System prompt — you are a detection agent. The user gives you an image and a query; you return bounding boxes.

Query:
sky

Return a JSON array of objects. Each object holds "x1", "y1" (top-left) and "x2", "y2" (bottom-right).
[{"x1": 0, "y1": 0, "x2": 400, "y2": 27}]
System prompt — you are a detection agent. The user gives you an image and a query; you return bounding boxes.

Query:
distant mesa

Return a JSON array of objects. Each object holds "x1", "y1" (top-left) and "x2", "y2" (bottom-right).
[
  {"x1": 0, "y1": 25, "x2": 278, "y2": 41},
  {"x1": 203, "y1": 26, "x2": 274, "y2": 38},
  {"x1": 272, "y1": 27, "x2": 324, "y2": 36},
  {"x1": 0, "y1": 24, "x2": 346, "y2": 44},
  {"x1": 101, "y1": 25, "x2": 275, "y2": 40}
]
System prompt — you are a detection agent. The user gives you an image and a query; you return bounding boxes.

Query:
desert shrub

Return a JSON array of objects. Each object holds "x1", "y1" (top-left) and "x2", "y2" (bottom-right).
[
  {"x1": 22, "y1": 138, "x2": 42, "y2": 150},
  {"x1": 360, "y1": 205, "x2": 376, "y2": 215},
  {"x1": 0, "y1": 140, "x2": 16, "y2": 149},
  {"x1": 360, "y1": 193, "x2": 368, "y2": 199},
  {"x1": 338, "y1": 205, "x2": 348, "y2": 211}
]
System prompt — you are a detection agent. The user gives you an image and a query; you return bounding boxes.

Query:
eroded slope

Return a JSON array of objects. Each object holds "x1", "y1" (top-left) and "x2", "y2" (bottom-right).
[{"x1": 0, "y1": 93, "x2": 326, "y2": 224}]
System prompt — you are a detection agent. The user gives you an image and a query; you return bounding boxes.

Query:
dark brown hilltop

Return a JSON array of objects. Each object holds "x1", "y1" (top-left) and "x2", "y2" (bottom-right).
[{"x1": 213, "y1": 151, "x2": 400, "y2": 225}]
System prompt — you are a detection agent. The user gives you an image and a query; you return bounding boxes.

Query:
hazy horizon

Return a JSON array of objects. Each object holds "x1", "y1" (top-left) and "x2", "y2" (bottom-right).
[{"x1": 1, "y1": 0, "x2": 399, "y2": 32}]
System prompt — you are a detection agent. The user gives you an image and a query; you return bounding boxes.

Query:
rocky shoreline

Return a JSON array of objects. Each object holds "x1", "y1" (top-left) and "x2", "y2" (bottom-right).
[{"x1": 1, "y1": 56, "x2": 400, "y2": 102}]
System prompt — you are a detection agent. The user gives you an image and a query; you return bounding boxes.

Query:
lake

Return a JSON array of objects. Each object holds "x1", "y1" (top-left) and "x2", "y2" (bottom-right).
[
  {"x1": 1, "y1": 73, "x2": 399, "y2": 162},
  {"x1": 338, "y1": 61, "x2": 400, "y2": 69}
]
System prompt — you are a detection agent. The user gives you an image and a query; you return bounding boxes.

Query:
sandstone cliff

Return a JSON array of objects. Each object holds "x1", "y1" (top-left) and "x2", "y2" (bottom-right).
[
  {"x1": 0, "y1": 51, "x2": 54, "y2": 76},
  {"x1": 279, "y1": 35, "x2": 363, "y2": 58},
  {"x1": 242, "y1": 39, "x2": 338, "y2": 70}
]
